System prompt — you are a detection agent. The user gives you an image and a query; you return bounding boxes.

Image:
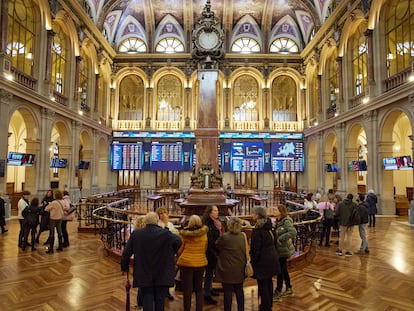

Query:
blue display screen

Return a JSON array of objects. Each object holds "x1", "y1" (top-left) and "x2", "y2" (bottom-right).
[
  {"x1": 7, "y1": 152, "x2": 35, "y2": 166},
  {"x1": 50, "y1": 158, "x2": 68, "y2": 168},
  {"x1": 271, "y1": 142, "x2": 304, "y2": 172},
  {"x1": 150, "y1": 142, "x2": 183, "y2": 171},
  {"x1": 231, "y1": 142, "x2": 264, "y2": 172},
  {"x1": 111, "y1": 143, "x2": 143, "y2": 170}
]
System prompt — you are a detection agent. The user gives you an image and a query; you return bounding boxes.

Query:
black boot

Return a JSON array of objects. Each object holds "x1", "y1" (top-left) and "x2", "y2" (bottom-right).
[
  {"x1": 56, "y1": 235, "x2": 63, "y2": 251},
  {"x1": 46, "y1": 238, "x2": 54, "y2": 254}
]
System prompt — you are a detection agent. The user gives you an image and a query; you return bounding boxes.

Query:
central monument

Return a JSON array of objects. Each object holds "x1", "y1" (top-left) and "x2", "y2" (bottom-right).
[{"x1": 181, "y1": 0, "x2": 230, "y2": 214}]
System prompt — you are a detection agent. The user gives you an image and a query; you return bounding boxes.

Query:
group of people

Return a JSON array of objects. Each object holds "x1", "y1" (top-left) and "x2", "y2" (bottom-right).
[
  {"x1": 15, "y1": 189, "x2": 75, "y2": 253},
  {"x1": 121, "y1": 203, "x2": 297, "y2": 311},
  {"x1": 311, "y1": 188, "x2": 378, "y2": 257}
]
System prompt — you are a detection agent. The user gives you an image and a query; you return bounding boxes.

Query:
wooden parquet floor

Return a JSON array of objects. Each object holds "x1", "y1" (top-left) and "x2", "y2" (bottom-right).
[{"x1": 1, "y1": 216, "x2": 413, "y2": 310}]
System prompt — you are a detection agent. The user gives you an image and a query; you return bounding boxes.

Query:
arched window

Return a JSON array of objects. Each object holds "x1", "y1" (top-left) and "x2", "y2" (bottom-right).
[
  {"x1": 52, "y1": 24, "x2": 67, "y2": 94},
  {"x1": 271, "y1": 76, "x2": 297, "y2": 121},
  {"x1": 79, "y1": 51, "x2": 90, "y2": 112},
  {"x1": 6, "y1": 0, "x2": 35, "y2": 76},
  {"x1": 233, "y1": 76, "x2": 258, "y2": 121},
  {"x1": 155, "y1": 38, "x2": 184, "y2": 53},
  {"x1": 231, "y1": 38, "x2": 260, "y2": 53},
  {"x1": 385, "y1": 0, "x2": 414, "y2": 77},
  {"x1": 156, "y1": 75, "x2": 182, "y2": 121},
  {"x1": 326, "y1": 52, "x2": 338, "y2": 108},
  {"x1": 118, "y1": 37, "x2": 147, "y2": 53},
  {"x1": 350, "y1": 24, "x2": 367, "y2": 97},
  {"x1": 270, "y1": 38, "x2": 299, "y2": 53},
  {"x1": 119, "y1": 75, "x2": 145, "y2": 120}
]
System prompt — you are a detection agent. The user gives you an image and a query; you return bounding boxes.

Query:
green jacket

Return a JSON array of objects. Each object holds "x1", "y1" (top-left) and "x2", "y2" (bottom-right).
[{"x1": 275, "y1": 216, "x2": 297, "y2": 258}]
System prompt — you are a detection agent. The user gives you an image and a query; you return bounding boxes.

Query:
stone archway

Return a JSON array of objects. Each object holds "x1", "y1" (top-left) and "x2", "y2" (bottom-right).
[{"x1": 346, "y1": 124, "x2": 367, "y2": 196}]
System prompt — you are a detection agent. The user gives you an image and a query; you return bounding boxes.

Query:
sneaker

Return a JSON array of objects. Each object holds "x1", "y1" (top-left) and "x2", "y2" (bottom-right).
[
  {"x1": 204, "y1": 296, "x2": 218, "y2": 305},
  {"x1": 345, "y1": 251, "x2": 353, "y2": 257},
  {"x1": 273, "y1": 290, "x2": 283, "y2": 302},
  {"x1": 282, "y1": 288, "x2": 294, "y2": 297},
  {"x1": 336, "y1": 249, "x2": 343, "y2": 256}
]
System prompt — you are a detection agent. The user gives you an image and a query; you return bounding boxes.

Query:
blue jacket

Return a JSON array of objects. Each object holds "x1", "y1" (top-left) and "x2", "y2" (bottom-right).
[
  {"x1": 121, "y1": 224, "x2": 182, "y2": 288},
  {"x1": 365, "y1": 193, "x2": 377, "y2": 215}
]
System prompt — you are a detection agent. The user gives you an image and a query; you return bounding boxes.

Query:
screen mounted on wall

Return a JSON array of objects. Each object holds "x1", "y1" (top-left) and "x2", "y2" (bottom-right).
[
  {"x1": 271, "y1": 141, "x2": 304, "y2": 172},
  {"x1": 230, "y1": 142, "x2": 264, "y2": 172},
  {"x1": 150, "y1": 142, "x2": 184, "y2": 171},
  {"x1": 110, "y1": 142, "x2": 143, "y2": 170},
  {"x1": 50, "y1": 158, "x2": 68, "y2": 168},
  {"x1": 7, "y1": 152, "x2": 35, "y2": 166}
]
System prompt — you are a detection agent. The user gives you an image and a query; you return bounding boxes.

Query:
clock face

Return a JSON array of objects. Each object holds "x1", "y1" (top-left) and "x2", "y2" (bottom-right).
[{"x1": 198, "y1": 30, "x2": 220, "y2": 50}]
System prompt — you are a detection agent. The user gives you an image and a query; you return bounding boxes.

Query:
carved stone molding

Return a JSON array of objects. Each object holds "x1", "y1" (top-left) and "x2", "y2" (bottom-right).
[{"x1": 0, "y1": 89, "x2": 12, "y2": 103}]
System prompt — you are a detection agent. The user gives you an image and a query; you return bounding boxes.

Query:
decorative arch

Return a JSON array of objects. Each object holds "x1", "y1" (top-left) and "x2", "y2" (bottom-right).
[
  {"x1": 115, "y1": 15, "x2": 147, "y2": 48},
  {"x1": 153, "y1": 15, "x2": 185, "y2": 51},
  {"x1": 337, "y1": 10, "x2": 367, "y2": 57},
  {"x1": 55, "y1": 10, "x2": 81, "y2": 56},
  {"x1": 319, "y1": 38, "x2": 338, "y2": 75},
  {"x1": 269, "y1": 15, "x2": 302, "y2": 51},
  {"x1": 230, "y1": 15, "x2": 262, "y2": 51}
]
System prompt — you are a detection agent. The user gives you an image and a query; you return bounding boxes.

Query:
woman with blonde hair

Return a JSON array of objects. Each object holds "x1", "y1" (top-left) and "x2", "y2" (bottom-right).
[
  {"x1": 215, "y1": 217, "x2": 247, "y2": 311},
  {"x1": 177, "y1": 215, "x2": 208, "y2": 311}
]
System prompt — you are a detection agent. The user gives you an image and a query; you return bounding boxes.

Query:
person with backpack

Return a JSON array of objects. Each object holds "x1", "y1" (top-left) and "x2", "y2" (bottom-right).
[
  {"x1": 335, "y1": 193, "x2": 358, "y2": 257},
  {"x1": 317, "y1": 195, "x2": 335, "y2": 247},
  {"x1": 22, "y1": 197, "x2": 41, "y2": 251},
  {"x1": 356, "y1": 194, "x2": 369, "y2": 254}
]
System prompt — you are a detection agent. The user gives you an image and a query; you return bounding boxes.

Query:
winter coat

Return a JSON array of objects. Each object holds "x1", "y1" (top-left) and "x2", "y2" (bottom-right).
[
  {"x1": 203, "y1": 216, "x2": 224, "y2": 269},
  {"x1": 359, "y1": 202, "x2": 369, "y2": 224},
  {"x1": 22, "y1": 204, "x2": 41, "y2": 227},
  {"x1": 365, "y1": 193, "x2": 378, "y2": 215},
  {"x1": 45, "y1": 199, "x2": 64, "y2": 220},
  {"x1": 121, "y1": 224, "x2": 182, "y2": 288},
  {"x1": 335, "y1": 198, "x2": 357, "y2": 227},
  {"x1": 0, "y1": 197, "x2": 6, "y2": 226},
  {"x1": 177, "y1": 225, "x2": 208, "y2": 268},
  {"x1": 275, "y1": 216, "x2": 297, "y2": 258},
  {"x1": 250, "y1": 218, "x2": 280, "y2": 280},
  {"x1": 215, "y1": 232, "x2": 247, "y2": 284}
]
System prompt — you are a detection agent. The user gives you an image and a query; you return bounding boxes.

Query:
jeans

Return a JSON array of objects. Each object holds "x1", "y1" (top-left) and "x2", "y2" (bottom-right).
[
  {"x1": 141, "y1": 286, "x2": 168, "y2": 311},
  {"x1": 276, "y1": 257, "x2": 291, "y2": 292},
  {"x1": 358, "y1": 223, "x2": 368, "y2": 251},
  {"x1": 319, "y1": 221, "x2": 332, "y2": 246},
  {"x1": 222, "y1": 282, "x2": 244, "y2": 311},
  {"x1": 368, "y1": 214, "x2": 376, "y2": 227}
]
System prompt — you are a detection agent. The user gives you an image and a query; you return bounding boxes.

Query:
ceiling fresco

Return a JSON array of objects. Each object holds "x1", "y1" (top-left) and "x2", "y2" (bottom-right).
[{"x1": 85, "y1": 0, "x2": 332, "y2": 50}]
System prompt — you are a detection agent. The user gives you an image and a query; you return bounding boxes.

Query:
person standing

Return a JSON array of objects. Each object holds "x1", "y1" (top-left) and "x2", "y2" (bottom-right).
[
  {"x1": 156, "y1": 206, "x2": 179, "y2": 300},
  {"x1": 356, "y1": 194, "x2": 370, "y2": 254},
  {"x1": 202, "y1": 205, "x2": 224, "y2": 305},
  {"x1": 121, "y1": 212, "x2": 182, "y2": 311},
  {"x1": 273, "y1": 205, "x2": 297, "y2": 301},
  {"x1": 21, "y1": 197, "x2": 41, "y2": 251},
  {"x1": 44, "y1": 190, "x2": 65, "y2": 254},
  {"x1": 177, "y1": 215, "x2": 208, "y2": 311},
  {"x1": 61, "y1": 190, "x2": 73, "y2": 247},
  {"x1": 0, "y1": 192, "x2": 8, "y2": 234},
  {"x1": 366, "y1": 189, "x2": 378, "y2": 227},
  {"x1": 17, "y1": 191, "x2": 31, "y2": 248},
  {"x1": 317, "y1": 195, "x2": 335, "y2": 247},
  {"x1": 215, "y1": 217, "x2": 247, "y2": 311},
  {"x1": 335, "y1": 193, "x2": 357, "y2": 257},
  {"x1": 36, "y1": 189, "x2": 54, "y2": 244},
  {"x1": 250, "y1": 206, "x2": 280, "y2": 311}
]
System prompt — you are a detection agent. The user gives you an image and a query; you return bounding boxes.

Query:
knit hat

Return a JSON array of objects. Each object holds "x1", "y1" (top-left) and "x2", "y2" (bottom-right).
[{"x1": 253, "y1": 206, "x2": 267, "y2": 219}]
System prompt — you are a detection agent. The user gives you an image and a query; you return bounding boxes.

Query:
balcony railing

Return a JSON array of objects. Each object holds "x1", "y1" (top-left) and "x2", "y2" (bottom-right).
[
  {"x1": 349, "y1": 92, "x2": 366, "y2": 109},
  {"x1": 384, "y1": 67, "x2": 412, "y2": 92},
  {"x1": 112, "y1": 120, "x2": 146, "y2": 130},
  {"x1": 11, "y1": 67, "x2": 37, "y2": 90},
  {"x1": 270, "y1": 121, "x2": 298, "y2": 132},
  {"x1": 52, "y1": 90, "x2": 68, "y2": 106}
]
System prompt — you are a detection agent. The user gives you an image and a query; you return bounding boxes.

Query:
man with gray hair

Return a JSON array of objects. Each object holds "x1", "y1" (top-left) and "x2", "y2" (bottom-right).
[{"x1": 121, "y1": 212, "x2": 182, "y2": 311}]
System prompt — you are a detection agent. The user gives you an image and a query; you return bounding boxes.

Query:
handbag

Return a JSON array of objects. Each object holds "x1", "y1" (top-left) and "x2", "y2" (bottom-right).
[{"x1": 243, "y1": 232, "x2": 254, "y2": 277}]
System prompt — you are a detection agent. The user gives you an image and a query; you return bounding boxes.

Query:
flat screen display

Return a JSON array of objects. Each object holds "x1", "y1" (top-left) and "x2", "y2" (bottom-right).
[
  {"x1": 50, "y1": 158, "x2": 68, "y2": 168},
  {"x1": 7, "y1": 152, "x2": 35, "y2": 166},
  {"x1": 150, "y1": 142, "x2": 183, "y2": 171},
  {"x1": 271, "y1": 141, "x2": 304, "y2": 172},
  {"x1": 349, "y1": 160, "x2": 367, "y2": 171},
  {"x1": 78, "y1": 160, "x2": 90, "y2": 170},
  {"x1": 325, "y1": 163, "x2": 339, "y2": 172},
  {"x1": 111, "y1": 143, "x2": 143, "y2": 170},
  {"x1": 231, "y1": 142, "x2": 264, "y2": 172},
  {"x1": 396, "y1": 155, "x2": 413, "y2": 170}
]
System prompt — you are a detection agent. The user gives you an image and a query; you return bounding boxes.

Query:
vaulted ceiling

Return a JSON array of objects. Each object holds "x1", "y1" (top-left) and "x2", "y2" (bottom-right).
[{"x1": 85, "y1": 0, "x2": 335, "y2": 52}]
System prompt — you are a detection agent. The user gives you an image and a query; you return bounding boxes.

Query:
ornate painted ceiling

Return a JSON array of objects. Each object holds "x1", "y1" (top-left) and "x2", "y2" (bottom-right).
[{"x1": 84, "y1": 0, "x2": 335, "y2": 52}]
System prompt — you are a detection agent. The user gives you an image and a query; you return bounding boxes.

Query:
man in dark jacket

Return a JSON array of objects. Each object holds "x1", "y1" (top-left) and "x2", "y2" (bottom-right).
[
  {"x1": 121, "y1": 212, "x2": 182, "y2": 311},
  {"x1": 335, "y1": 193, "x2": 357, "y2": 257},
  {"x1": 356, "y1": 194, "x2": 369, "y2": 254}
]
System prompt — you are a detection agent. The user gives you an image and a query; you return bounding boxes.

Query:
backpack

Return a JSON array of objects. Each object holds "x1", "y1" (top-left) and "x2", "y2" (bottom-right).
[{"x1": 349, "y1": 203, "x2": 360, "y2": 226}]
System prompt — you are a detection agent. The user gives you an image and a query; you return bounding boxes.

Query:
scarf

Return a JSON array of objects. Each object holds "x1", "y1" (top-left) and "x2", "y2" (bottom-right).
[{"x1": 211, "y1": 216, "x2": 223, "y2": 236}]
